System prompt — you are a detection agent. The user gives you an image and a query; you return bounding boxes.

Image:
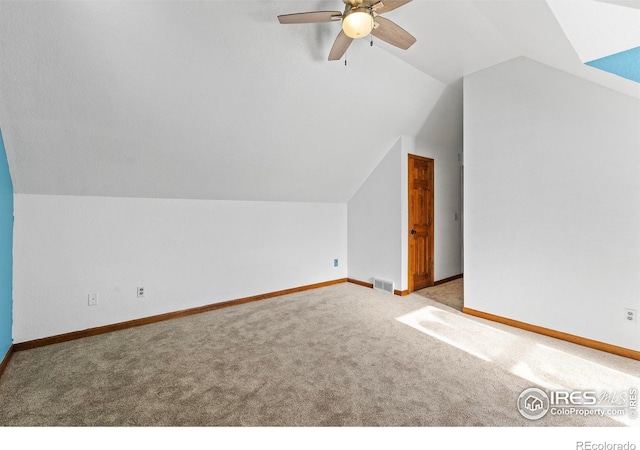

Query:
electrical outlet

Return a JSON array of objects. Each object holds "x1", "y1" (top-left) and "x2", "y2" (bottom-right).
[
  {"x1": 88, "y1": 293, "x2": 98, "y2": 306},
  {"x1": 334, "y1": 258, "x2": 339, "y2": 267},
  {"x1": 137, "y1": 286, "x2": 145, "y2": 298},
  {"x1": 625, "y1": 308, "x2": 637, "y2": 324}
]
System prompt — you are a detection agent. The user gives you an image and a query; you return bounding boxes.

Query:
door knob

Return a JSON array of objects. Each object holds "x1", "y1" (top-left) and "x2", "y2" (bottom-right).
[{"x1": 411, "y1": 229, "x2": 416, "y2": 235}]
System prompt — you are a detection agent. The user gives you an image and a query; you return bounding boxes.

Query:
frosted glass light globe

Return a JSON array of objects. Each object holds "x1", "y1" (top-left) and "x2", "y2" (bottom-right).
[{"x1": 342, "y1": 10, "x2": 373, "y2": 39}]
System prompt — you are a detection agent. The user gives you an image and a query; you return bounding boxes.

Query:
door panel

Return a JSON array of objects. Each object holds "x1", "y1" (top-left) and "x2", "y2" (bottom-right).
[{"x1": 408, "y1": 155, "x2": 434, "y2": 291}]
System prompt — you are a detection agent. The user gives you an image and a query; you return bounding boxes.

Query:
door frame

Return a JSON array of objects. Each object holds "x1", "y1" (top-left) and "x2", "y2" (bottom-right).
[{"x1": 408, "y1": 154, "x2": 435, "y2": 293}]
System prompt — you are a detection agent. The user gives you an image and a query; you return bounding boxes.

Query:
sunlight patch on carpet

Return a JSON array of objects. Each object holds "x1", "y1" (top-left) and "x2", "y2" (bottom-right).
[
  {"x1": 396, "y1": 305, "x2": 499, "y2": 362},
  {"x1": 396, "y1": 305, "x2": 639, "y2": 426}
]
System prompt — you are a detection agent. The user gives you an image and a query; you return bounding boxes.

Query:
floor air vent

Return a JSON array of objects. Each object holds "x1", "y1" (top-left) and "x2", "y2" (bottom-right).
[{"x1": 373, "y1": 278, "x2": 394, "y2": 294}]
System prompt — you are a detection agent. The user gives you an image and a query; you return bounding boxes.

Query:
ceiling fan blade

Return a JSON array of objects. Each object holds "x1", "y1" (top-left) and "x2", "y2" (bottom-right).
[
  {"x1": 371, "y1": 0, "x2": 412, "y2": 15},
  {"x1": 278, "y1": 11, "x2": 343, "y2": 24},
  {"x1": 328, "y1": 30, "x2": 354, "y2": 61},
  {"x1": 371, "y1": 16, "x2": 416, "y2": 50}
]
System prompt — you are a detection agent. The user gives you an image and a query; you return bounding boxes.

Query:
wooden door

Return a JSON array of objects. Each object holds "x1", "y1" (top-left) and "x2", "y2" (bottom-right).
[{"x1": 408, "y1": 154, "x2": 434, "y2": 292}]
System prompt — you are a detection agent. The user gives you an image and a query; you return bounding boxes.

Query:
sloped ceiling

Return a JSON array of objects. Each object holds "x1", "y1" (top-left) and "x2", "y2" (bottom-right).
[
  {"x1": 0, "y1": 0, "x2": 445, "y2": 203},
  {"x1": 0, "y1": 0, "x2": 638, "y2": 203}
]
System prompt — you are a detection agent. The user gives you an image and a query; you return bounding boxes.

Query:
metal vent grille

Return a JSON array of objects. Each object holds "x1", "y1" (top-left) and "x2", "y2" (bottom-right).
[{"x1": 373, "y1": 278, "x2": 394, "y2": 294}]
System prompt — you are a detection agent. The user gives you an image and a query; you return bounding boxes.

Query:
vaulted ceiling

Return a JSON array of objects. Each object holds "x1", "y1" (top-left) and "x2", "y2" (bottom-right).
[{"x1": 0, "y1": 0, "x2": 638, "y2": 203}]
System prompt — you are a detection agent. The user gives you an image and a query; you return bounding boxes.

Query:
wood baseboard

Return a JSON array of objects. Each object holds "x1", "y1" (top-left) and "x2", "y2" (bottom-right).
[
  {"x1": 348, "y1": 273, "x2": 462, "y2": 295},
  {"x1": 463, "y1": 307, "x2": 640, "y2": 361},
  {"x1": 347, "y1": 278, "x2": 409, "y2": 296},
  {"x1": 13, "y1": 278, "x2": 348, "y2": 352},
  {"x1": 434, "y1": 273, "x2": 463, "y2": 286},
  {"x1": 347, "y1": 278, "x2": 373, "y2": 289},
  {"x1": 0, "y1": 345, "x2": 14, "y2": 379}
]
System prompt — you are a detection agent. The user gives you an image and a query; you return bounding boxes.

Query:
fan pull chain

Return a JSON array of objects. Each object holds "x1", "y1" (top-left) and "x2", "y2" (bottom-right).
[{"x1": 370, "y1": 35, "x2": 373, "y2": 47}]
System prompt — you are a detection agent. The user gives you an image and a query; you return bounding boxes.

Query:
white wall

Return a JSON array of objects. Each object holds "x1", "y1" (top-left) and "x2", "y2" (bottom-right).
[
  {"x1": 347, "y1": 86, "x2": 464, "y2": 293},
  {"x1": 412, "y1": 83, "x2": 464, "y2": 281},
  {"x1": 464, "y1": 57, "x2": 640, "y2": 351},
  {"x1": 13, "y1": 194, "x2": 347, "y2": 342},
  {"x1": 347, "y1": 138, "x2": 403, "y2": 290}
]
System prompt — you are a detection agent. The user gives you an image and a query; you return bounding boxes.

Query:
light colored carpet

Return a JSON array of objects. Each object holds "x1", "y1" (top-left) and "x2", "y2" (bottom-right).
[
  {"x1": 0, "y1": 283, "x2": 637, "y2": 427},
  {"x1": 415, "y1": 278, "x2": 464, "y2": 311}
]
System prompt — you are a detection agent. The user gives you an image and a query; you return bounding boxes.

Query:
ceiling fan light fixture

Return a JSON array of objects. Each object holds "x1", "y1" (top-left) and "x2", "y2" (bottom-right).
[{"x1": 342, "y1": 8, "x2": 374, "y2": 39}]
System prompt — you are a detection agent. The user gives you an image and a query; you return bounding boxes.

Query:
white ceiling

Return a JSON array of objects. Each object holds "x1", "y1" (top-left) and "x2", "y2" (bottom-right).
[
  {"x1": 546, "y1": 0, "x2": 640, "y2": 62},
  {"x1": 0, "y1": 0, "x2": 638, "y2": 203}
]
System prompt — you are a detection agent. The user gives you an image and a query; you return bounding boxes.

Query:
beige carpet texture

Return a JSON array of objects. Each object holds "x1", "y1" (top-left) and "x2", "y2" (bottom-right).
[
  {"x1": 0, "y1": 282, "x2": 638, "y2": 426},
  {"x1": 415, "y1": 278, "x2": 464, "y2": 311}
]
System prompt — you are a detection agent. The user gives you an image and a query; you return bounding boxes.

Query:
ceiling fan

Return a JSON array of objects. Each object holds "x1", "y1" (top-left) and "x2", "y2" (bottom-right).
[{"x1": 277, "y1": 0, "x2": 416, "y2": 61}]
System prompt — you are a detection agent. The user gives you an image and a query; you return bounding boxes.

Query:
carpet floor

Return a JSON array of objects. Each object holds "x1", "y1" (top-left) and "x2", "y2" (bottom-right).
[
  {"x1": 415, "y1": 278, "x2": 464, "y2": 311},
  {"x1": 0, "y1": 283, "x2": 638, "y2": 427}
]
